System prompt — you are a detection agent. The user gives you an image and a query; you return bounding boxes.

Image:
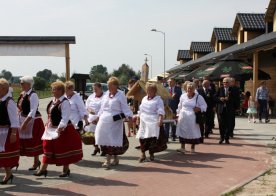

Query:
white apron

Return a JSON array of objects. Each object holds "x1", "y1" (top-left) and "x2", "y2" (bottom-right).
[
  {"x1": 95, "y1": 111, "x2": 124, "y2": 147},
  {"x1": 41, "y1": 125, "x2": 59, "y2": 140},
  {"x1": 176, "y1": 108, "x2": 201, "y2": 139},
  {"x1": 18, "y1": 115, "x2": 35, "y2": 139},
  {"x1": 136, "y1": 113, "x2": 160, "y2": 139},
  {"x1": 0, "y1": 127, "x2": 9, "y2": 152}
]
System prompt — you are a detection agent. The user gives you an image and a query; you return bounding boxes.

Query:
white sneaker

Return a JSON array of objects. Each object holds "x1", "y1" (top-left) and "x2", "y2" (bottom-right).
[{"x1": 248, "y1": 120, "x2": 251, "y2": 123}]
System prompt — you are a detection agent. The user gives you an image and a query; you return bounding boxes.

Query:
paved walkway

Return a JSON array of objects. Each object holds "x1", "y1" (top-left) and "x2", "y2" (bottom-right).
[{"x1": 0, "y1": 98, "x2": 274, "y2": 196}]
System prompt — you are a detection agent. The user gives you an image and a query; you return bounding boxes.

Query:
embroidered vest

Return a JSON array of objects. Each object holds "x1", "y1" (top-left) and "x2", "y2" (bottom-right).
[
  {"x1": 0, "y1": 97, "x2": 12, "y2": 126},
  {"x1": 17, "y1": 91, "x2": 41, "y2": 117},
  {"x1": 47, "y1": 98, "x2": 71, "y2": 127}
]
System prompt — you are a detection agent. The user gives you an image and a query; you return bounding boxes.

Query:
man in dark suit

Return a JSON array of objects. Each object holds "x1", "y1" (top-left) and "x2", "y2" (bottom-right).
[
  {"x1": 197, "y1": 80, "x2": 216, "y2": 138},
  {"x1": 229, "y1": 77, "x2": 240, "y2": 137},
  {"x1": 165, "y1": 78, "x2": 182, "y2": 141},
  {"x1": 216, "y1": 77, "x2": 236, "y2": 144}
]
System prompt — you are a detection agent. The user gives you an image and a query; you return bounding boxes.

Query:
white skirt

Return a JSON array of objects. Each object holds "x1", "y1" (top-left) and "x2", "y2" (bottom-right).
[
  {"x1": 0, "y1": 127, "x2": 9, "y2": 152},
  {"x1": 136, "y1": 113, "x2": 160, "y2": 139},
  {"x1": 95, "y1": 112, "x2": 124, "y2": 147},
  {"x1": 176, "y1": 109, "x2": 201, "y2": 139}
]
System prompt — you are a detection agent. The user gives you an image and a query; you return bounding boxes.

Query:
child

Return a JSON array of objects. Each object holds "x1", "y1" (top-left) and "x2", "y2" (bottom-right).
[{"x1": 247, "y1": 95, "x2": 257, "y2": 123}]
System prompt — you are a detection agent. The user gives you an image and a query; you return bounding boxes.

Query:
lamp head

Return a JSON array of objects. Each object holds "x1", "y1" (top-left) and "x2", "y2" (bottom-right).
[{"x1": 151, "y1": 29, "x2": 157, "y2": 32}]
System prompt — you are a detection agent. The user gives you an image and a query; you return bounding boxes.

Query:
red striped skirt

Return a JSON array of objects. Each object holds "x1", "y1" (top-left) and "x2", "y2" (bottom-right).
[
  {"x1": 0, "y1": 130, "x2": 20, "y2": 168},
  {"x1": 42, "y1": 124, "x2": 83, "y2": 166},
  {"x1": 20, "y1": 118, "x2": 45, "y2": 157}
]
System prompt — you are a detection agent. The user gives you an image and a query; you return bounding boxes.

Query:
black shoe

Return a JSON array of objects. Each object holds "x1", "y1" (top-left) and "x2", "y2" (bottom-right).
[
  {"x1": 1, "y1": 174, "x2": 14, "y2": 185},
  {"x1": 265, "y1": 119, "x2": 270, "y2": 123},
  {"x1": 59, "y1": 169, "x2": 70, "y2": 178},
  {"x1": 12, "y1": 164, "x2": 19, "y2": 171},
  {"x1": 28, "y1": 161, "x2": 41, "y2": 171},
  {"x1": 172, "y1": 138, "x2": 176, "y2": 141},
  {"x1": 135, "y1": 146, "x2": 141, "y2": 149},
  {"x1": 200, "y1": 138, "x2": 204, "y2": 143},
  {"x1": 91, "y1": 149, "x2": 100, "y2": 156},
  {"x1": 225, "y1": 140, "x2": 230, "y2": 144},
  {"x1": 100, "y1": 151, "x2": 106, "y2": 156},
  {"x1": 219, "y1": 139, "x2": 224, "y2": 144},
  {"x1": 33, "y1": 170, "x2": 48, "y2": 178}
]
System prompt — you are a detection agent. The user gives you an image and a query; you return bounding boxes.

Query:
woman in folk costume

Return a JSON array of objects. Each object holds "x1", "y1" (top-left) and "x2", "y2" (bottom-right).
[
  {"x1": 17, "y1": 76, "x2": 45, "y2": 171},
  {"x1": 136, "y1": 84, "x2": 166, "y2": 162},
  {"x1": 0, "y1": 78, "x2": 20, "y2": 184},
  {"x1": 64, "y1": 81, "x2": 89, "y2": 132},
  {"x1": 34, "y1": 81, "x2": 83, "y2": 177},
  {"x1": 94, "y1": 77, "x2": 133, "y2": 169},
  {"x1": 85, "y1": 82, "x2": 105, "y2": 156},
  {"x1": 176, "y1": 82, "x2": 207, "y2": 153}
]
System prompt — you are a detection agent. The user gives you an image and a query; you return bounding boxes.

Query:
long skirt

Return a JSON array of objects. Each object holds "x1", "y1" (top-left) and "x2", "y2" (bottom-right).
[
  {"x1": 20, "y1": 118, "x2": 45, "y2": 157},
  {"x1": 101, "y1": 132, "x2": 129, "y2": 155},
  {"x1": 176, "y1": 109, "x2": 201, "y2": 144},
  {"x1": 0, "y1": 130, "x2": 20, "y2": 168},
  {"x1": 139, "y1": 126, "x2": 167, "y2": 154},
  {"x1": 42, "y1": 124, "x2": 83, "y2": 166}
]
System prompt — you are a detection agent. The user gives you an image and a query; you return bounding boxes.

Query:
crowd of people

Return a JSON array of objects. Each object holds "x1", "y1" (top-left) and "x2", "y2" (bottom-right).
[{"x1": 0, "y1": 75, "x2": 271, "y2": 184}]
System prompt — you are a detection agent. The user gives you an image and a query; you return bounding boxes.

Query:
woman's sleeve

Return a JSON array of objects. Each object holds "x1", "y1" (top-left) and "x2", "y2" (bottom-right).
[
  {"x1": 198, "y1": 95, "x2": 207, "y2": 112},
  {"x1": 119, "y1": 92, "x2": 133, "y2": 117},
  {"x1": 76, "y1": 95, "x2": 88, "y2": 118},
  {"x1": 7, "y1": 100, "x2": 20, "y2": 128},
  {"x1": 176, "y1": 95, "x2": 183, "y2": 115},
  {"x1": 28, "y1": 93, "x2": 39, "y2": 118},
  {"x1": 58, "y1": 100, "x2": 71, "y2": 129},
  {"x1": 157, "y1": 97, "x2": 165, "y2": 116}
]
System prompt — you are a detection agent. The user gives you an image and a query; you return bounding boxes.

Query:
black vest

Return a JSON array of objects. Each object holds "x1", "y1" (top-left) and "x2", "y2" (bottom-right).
[
  {"x1": 0, "y1": 97, "x2": 12, "y2": 126},
  {"x1": 47, "y1": 98, "x2": 71, "y2": 127},
  {"x1": 17, "y1": 91, "x2": 41, "y2": 116}
]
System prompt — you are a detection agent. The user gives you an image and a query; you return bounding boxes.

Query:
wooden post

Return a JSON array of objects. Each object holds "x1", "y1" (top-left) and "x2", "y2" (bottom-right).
[
  {"x1": 253, "y1": 51, "x2": 259, "y2": 99},
  {"x1": 65, "y1": 44, "x2": 70, "y2": 81}
]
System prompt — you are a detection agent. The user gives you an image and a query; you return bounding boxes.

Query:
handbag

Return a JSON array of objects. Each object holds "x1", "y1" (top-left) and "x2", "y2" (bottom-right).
[
  {"x1": 113, "y1": 113, "x2": 126, "y2": 121},
  {"x1": 195, "y1": 95, "x2": 205, "y2": 124}
]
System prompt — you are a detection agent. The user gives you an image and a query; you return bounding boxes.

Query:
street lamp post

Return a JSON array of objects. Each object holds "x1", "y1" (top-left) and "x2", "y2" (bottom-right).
[
  {"x1": 144, "y1": 53, "x2": 152, "y2": 78},
  {"x1": 151, "y1": 29, "x2": 165, "y2": 80}
]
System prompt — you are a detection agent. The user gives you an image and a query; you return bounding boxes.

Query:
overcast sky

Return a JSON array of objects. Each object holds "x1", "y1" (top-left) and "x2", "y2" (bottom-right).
[{"x1": 0, "y1": 0, "x2": 270, "y2": 78}]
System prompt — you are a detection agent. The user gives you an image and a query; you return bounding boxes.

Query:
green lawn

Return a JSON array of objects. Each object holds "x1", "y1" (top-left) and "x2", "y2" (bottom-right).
[{"x1": 12, "y1": 85, "x2": 52, "y2": 101}]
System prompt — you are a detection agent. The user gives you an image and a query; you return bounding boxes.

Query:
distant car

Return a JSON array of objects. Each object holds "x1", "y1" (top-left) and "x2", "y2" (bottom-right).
[{"x1": 85, "y1": 83, "x2": 108, "y2": 98}]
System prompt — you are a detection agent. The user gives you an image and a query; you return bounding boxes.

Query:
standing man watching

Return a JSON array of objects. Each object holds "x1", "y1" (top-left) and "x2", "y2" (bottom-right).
[
  {"x1": 255, "y1": 81, "x2": 270, "y2": 123},
  {"x1": 165, "y1": 78, "x2": 182, "y2": 141},
  {"x1": 229, "y1": 77, "x2": 240, "y2": 137},
  {"x1": 197, "y1": 80, "x2": 216, "y2": 138},
  {"x1": 216, "y1": 77, "x2": 236, "y2": 144}
]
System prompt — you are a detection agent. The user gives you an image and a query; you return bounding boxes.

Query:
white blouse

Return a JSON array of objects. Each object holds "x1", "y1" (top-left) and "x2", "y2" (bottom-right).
[
  {"x1": 66, "y1": 92, "x2": 88, "y2": 126},
  {"x1": 22, "y1": 89, "x2": 39, "y2": 118},
  {"x1": 177, "y1": 93, "x2": 207, "y2": 114},
  {"x1": 139, "y1": 95, "x2": 165, "y2": 116},
  {"x1": 85, "y1": 92, "x2": 105, "y2": 115},
  {"x1": 98, "y1": 90, "x2": 133, "y2": 117},
  {"x1": 49, "y1": 95, "x2": 71, "y2": 129},
  {"x1": 1, "y1": 93, "x2": 20, "y2": 128}
]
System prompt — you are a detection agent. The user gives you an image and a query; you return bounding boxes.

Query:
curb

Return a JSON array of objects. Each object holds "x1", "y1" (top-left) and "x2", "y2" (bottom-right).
[{"x1": 221, "y1": 166, "x2": 272, "y2": 195}]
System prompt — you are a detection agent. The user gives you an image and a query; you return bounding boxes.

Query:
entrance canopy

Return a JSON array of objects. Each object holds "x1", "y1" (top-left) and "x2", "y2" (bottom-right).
[{"x1": 0, "y1": 36, "x2": 76, "y2": 80}]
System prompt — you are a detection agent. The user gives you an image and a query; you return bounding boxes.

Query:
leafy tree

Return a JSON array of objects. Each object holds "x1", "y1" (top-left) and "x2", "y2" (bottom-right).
[
  {"x1": 36, "y1": 69, "x2": 52, "y2": 81},
  {"x1": 33, "y1": 77, "x2": 47, "y2": 90},
  {"x1": 89, "y1": 64, "x2": 109, "y2": 82},
  {"x1": 58, "y1": 73, "x2": 66, "y2": 82},
  {"x1": 50, "y1": 73, "x2": 59, "y2": 82},
  {"x1": 1, "y1": 70, "x2": 13, "y2": 81},
  {"x1": 111, "y1": 64, "x2": 140, "y2": 85}
]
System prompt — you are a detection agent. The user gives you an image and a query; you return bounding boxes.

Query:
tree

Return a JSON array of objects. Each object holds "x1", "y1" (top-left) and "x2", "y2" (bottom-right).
[
  {"x1": 1, "y1": 70, "x2": 13, "y2": 81},
  {"x1": 50, "y1": 73, "x2": 59, "y2": 82},
  {"x1": 33, "y1": 77, "x2": 47, "y2": 91},
  {"x1": 89, "y1": 64, "x2": 109, "y2": 83},
  {"x1": 111, "y1": 64, "x2": 140, "y2": 85},
  {"x1": 36, "y1": 69, "x2": 52, "y2": 81}
]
